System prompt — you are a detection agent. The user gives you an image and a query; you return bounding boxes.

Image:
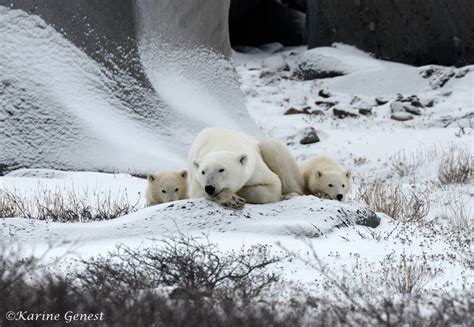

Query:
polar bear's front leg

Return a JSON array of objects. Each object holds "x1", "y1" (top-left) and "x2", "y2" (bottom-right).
[
  {"x1": 209, "y1": 188, "x2": 246, "y2": 209},
  {"x1": 237, "y1": 180, "x2": 282, "y2": 204}
]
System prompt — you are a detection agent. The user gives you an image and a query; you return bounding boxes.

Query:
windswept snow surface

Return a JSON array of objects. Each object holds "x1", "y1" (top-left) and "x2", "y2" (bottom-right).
[{"x1": 1, "y1": 43, "x2": 473, "y2": 294}]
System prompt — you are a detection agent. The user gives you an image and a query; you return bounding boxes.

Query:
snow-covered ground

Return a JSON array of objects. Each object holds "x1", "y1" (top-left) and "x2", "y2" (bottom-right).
[{"x1": 1, "y1": 43, "x2": 472, "y2": 299}]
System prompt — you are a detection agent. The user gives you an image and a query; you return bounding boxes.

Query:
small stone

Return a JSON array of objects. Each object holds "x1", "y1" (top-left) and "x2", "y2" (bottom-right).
[
  {"x1": 391, "y1": 113, "x2": 414, "y2": 121},
  {"x1": 300, "y1": 127, "x2": 320, "y2": 144},
  {"x1": 404, "y1": 105, "x2": 422, "y2": 116},
  {"x1": 284, "y1": 107, "x2": 311, "y2": 115},
  {"x1": 358, "y1": 107, "x2": 372, "y2": 115},
  {"x1": 333, "y1": 108, "x2": 358, "y2": 119},
  {"x1": 375, "y1": 97, "x2": 388, "y2": 105},
  {"x1": 315, "y1": 100, "x2": 338, "y2": 109},
  {"x1": 318, "y1": 89, "x2": 331, "y2": 98}
]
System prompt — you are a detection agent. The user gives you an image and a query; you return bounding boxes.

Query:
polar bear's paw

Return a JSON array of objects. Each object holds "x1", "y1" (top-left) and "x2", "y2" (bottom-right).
[{"x1": 211, "y1": 188, "x2": 246, "y2": 209}]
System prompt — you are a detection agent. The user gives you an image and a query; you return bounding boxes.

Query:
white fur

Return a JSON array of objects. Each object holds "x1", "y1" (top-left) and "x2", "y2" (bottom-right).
[
  {"x1": 300, "y1": 156, "x2": 352, "y2": 201},
  {"x1": 188, "y1": 128, "x2": 282, "y2": 207},
  {"x1": 145, "y1": 170, "x2": 188, "y2": 206}
]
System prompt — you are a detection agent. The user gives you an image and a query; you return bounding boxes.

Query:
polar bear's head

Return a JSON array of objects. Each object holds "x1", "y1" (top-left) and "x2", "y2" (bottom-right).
[
  {"x1": 147, "y1": 170, "x2": 188, "y2": 204},
  {"x1": 308, "y1": 170, "x2": 352, "y2": 201},
  {"x1": 192, "y1": 151, "x2": 248, "y2": 196}
]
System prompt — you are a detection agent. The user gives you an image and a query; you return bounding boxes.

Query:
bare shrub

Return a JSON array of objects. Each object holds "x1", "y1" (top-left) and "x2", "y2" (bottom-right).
[
  {"x1": 382, "y1": 253, "x2": 438, "y2": 294},
  {"x1": 438, "y1": 146, "x2": 473, "y2": 184},
  {"x1": 358, "y1": 182, "x2": 430, "y2": 222},
  {"x1": 78, "y1": 234, "x2": 282, "y2": 300},
  {"x1": 389, "y1": 149, "x2": 425, "y2": 177},
  {"x1": 0, "y1": 187, "x2": 140, "y2": 221}
]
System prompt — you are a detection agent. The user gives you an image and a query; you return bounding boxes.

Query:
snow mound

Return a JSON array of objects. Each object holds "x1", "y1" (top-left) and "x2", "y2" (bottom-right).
[{"x1": 1, "y1": 197, "x2": 380, "y2": 247}]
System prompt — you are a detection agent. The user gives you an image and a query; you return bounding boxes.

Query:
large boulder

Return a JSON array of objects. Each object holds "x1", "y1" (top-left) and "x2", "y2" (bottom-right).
[
  {"x1": 0, "y1": 1, "x2": 257, "y2": 175},
  {"x1": 306, "y1": 0, "x2": 474, "y2": 66},
  {"x1": 230, "y1": 0, "x2": 305, "y2": 47}
]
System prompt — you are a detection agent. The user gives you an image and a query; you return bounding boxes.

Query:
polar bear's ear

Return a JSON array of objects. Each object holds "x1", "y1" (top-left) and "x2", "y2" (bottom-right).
[
  {"x1": 238, "y1": 154, "x2": 248, "y2": 165},
  {"x1": 180, "y1": 170, "x2": 188, "y2": 179},
  {"x1": 192, "y1": 160, "x2": 200, "y2": 169},
  {"x1": 147, "y1": 174, "x2": 155, "y2": 182},
  {"x1": 345, "y1": 170, "x2": 352, "y2": 179},
  {"x1": 316, "y1": 171, "x2": 323, "y2": 178}
]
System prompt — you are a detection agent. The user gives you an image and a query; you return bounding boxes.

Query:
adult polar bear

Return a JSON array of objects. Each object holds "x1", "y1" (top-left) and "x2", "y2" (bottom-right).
[{"x1": 188, "y1": 127, "x2": 303, "y2": 208}]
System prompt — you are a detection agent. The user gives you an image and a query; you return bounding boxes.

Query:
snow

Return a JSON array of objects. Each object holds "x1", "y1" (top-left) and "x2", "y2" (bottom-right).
[{"x1": 1, "y1": 35, "x2": 473, "y2": 297}]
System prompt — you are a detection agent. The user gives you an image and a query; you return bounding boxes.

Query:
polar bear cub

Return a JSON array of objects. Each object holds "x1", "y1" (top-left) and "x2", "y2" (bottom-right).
[
  {"x1": 188, "y1": 127, "x2": 282, "y2": 208},
  {"x1": 145, "y1": 170, "x2": 188, "y2": 206},
  {"x1": 300, "y1": 156, "x2": 352, "y2": 201}
]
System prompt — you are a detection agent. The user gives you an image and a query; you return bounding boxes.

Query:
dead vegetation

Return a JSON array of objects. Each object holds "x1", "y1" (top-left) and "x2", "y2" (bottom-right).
[
  {"x1": 438, "y1": 145, "x2": 473, "y2": 184},
  {"x1": 358, "y1": 182, "x2": 430, "y2": 222},
  {"x1": 0, "y1": 186, "x2": 140, "y2": 221}
]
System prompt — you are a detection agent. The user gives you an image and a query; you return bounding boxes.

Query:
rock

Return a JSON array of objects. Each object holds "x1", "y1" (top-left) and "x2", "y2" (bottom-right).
[
  {"x1": 229, "y1": 0, "x2": 305, "y2": 47},
  {"x1": 391, "y1": 113, "x2": 414, "y2": 121},
  {"x1": 306, "y1": 0, "x2": 474, "y2": 66},
  {"x1": 318, "y1": 89, "x2": 331, "y2": 98},
  {"x1": 358, "y1": 107, "x2": 372, "y2": 116},
  {"x1": 375, "y1": 97, "x2": 389, "y2": 105},
  {"x1": 294, "y1": 49, "x2": 348, "y2": 80},
  {"x1": 404, "y1": 106, "x2": 422, "y2": 116},
  {"x1": 284, "y1": 107, "x2": 311, "y2": 115},
  {"x1": 333, "y1": 108, "x2": 358, "y2": 119},
  {"x1": 315, "y1": 100, "x2": 338, "y2": 109},
  {"x1": 300, "y1": 127, "x2": 320, "y2": 144}
]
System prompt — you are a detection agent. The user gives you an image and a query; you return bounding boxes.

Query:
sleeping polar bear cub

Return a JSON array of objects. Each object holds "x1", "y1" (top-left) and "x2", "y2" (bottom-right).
[{"x1": 188, "y1": 127, "x2": 282, "y2": 208}]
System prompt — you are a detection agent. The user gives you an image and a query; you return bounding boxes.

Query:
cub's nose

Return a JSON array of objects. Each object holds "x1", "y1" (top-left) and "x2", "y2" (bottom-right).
[
  {"x1": 336, "y1": 194, "x2": 343, "y2": 201},
  {"x1": 205, "y1": 185, "x2": 216, "y2": 195}
]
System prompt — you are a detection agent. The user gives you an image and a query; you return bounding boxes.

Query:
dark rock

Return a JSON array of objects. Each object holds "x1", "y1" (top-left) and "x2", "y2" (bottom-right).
[
  {"x1": 404, "y1": 106, "x2": 422, "y2": 116},
  {"x1": 318, "y1": 89, "x2": 331, "y2": 98},
  {"x1": 230, "y1": 0, "x2": 305, "y2": 47},
  {"x1": 315, "y1": 100, "x2": 337, "y2": 109},
  {"x1": 300, "y1": 127, "x2": 320, "y2": 144},
  {"x1": 306, "y1": 0, "x2": 474, "y2": 66},
  {"x1": 375, "y1": 97, "x2": 389, "y2": 106},
  {"x1": 358, "y1": 107, "x2": 372, "y2": 116},
  {"x1": 295, "y1": 64, "x2": 345, "y2": 80},
  {"x1": 333, "y1": 108, "x2": 358, "y2": 119}
]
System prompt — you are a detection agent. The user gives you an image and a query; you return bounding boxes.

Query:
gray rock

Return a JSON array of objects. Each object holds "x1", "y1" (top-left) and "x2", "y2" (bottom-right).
[
  {"x1": 358, "y1": 107, "x2": 372, "y2": 116},
  {"x1": 375, "y1": 97, "x2": 389, "y2": 106},
  {"x1": 306, "y1": 0, "x2": 474, "y2": 66},
  {"x1": 390, "y1": 101, "x2": 406, "y2": 113},
  {"x1": 300, "y1": 127, "x2": 320, "y2": 144},
  {"x1": 391, "y1": 113, "x2": 414, "y2": 121}
]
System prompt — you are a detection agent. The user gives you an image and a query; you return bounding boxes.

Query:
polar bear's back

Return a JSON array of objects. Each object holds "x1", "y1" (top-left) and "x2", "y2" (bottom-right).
[
  {"x1": 188, "y1": 127, "x2": 259, "y2": 161},
  {"x1": 300, "y1": 155, "x2": 345, "y2": 173}
]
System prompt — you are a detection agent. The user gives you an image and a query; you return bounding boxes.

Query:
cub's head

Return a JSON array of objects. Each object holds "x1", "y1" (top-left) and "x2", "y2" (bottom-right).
[
  {"x1": 147, "y1": 170, "x2": 188, "y2": 203},
  {"x1": 309, "y1": 170, "x2": 352, "y2": 201},
  {"x1": 192, "y1": 152, "x2": 248, "y2": 197}
]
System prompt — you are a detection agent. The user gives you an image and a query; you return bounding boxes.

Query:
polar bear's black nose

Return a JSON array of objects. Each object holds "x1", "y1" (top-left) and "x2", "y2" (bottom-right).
[
  {"x1": 336, "y1": 194, "x2": 343, "y2": 201},
  {"x1": 205, "y1": 185, "x2": 216, "y2": 195}
]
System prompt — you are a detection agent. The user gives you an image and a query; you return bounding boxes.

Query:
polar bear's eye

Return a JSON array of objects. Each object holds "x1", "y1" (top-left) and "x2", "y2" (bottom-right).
[
  {"x1": 162, "y1": 189, "x2": 166, "y2": 193},
  {"x1": 342, "y1": 184, "x2": 345, "y2": 188},
  {"x1": 219, "y1": 169, "x2": 225, "y2": 173},
  {"x1": 175, "y1": 188, "x2": 179, "y2": 192},
  {"x1": 201, "y1": 171, "x2": 205, "y2": 175},
  {"x1": 328, "y1": 184, "x2": 333, "y2": 188}
]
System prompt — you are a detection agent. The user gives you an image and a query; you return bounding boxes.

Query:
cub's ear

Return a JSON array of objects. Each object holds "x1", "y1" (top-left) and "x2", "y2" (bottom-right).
[
  {"x1": 316, "y1": 170, "x2": 323, "y2": 178},
  {"x1": 238, "y1": 154, "x2": 248, "y2": 165},
  {"x1": 192, "y1": 160, "x2": 200, "y2": 169},
  {"x1": 147, "y1": 174, "x2": 155, "y2": 182},
  {"x1": 345, "y1": 170, "x2": 352, "y2": 179},
  {"x1": 180, "y1": 170, "x2": 188, "y2": 179}
]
